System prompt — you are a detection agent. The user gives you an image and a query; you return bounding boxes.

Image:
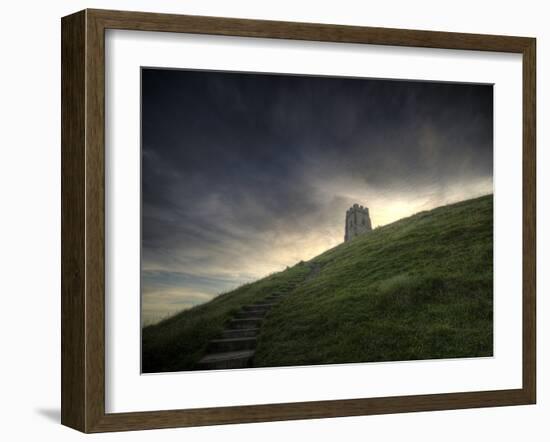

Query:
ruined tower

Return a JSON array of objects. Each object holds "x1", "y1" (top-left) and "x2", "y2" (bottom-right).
[{"x1": 344, "y1": 204, "x2": 372, "y2": 242}]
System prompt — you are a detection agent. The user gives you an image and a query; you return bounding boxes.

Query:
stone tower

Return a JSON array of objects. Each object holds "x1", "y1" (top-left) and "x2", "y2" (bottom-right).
[{"x1": 344, "y1": 204, "x2": 372, "y2": 242}]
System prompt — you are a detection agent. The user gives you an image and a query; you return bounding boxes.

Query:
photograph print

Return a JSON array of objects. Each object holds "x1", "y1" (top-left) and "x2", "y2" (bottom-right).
[{"x1": 141, "y1": 68, "x2": 493, "y2": 373}]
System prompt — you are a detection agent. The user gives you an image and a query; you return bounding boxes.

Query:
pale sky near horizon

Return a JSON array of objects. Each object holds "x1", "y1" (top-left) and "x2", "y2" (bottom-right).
[{"x1": 141, "y1": 69, "x2": 493, "y2": 325}]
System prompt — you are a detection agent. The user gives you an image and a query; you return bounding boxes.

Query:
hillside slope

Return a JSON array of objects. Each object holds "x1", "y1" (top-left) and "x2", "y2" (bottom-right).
[{"x1": 142, "y1": 194, "x2": 493, "y2": 373}]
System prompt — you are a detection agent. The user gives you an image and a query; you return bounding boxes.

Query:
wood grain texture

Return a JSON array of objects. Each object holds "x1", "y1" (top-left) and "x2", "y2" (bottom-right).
[
  {"x1": 60, "y1": 8, "x2": 537, "y2": 433},
  {"x1": 522, "y1": 38, "x2": 536, "y2": 403},
  {"x1": 61, "y1": 10, "x2": 86, "y2": 432},
  {"x1": 84, "y1": 9, "x2": 107, "y2": 433},
  {"x1": 90, "y1": 8, "x2": 532, "y2": 52},
  {"x1": 90, "y1": 389, "x2": 530, "y2": 432}
]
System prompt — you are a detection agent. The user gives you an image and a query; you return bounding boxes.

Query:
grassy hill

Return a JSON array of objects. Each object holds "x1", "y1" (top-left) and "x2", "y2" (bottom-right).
[{"x1": 142, "y1": 194, "x2": 493, "y2": 373}]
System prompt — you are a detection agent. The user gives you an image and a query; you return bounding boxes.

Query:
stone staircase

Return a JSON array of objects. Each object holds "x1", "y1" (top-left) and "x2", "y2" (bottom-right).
[{"x1": 195, "y1": 290, "x2": 291, "y2": 370}]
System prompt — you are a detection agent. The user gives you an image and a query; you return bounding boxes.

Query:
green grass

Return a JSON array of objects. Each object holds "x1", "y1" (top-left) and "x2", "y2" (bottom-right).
[{"x1": 142, "y1": 194, "x2": 493, "y2": 373}]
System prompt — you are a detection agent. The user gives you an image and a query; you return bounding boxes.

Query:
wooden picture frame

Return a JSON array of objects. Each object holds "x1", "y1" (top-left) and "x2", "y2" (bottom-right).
[{"x1": 61, "y1": 8, "x2": 536, "y2": 433}]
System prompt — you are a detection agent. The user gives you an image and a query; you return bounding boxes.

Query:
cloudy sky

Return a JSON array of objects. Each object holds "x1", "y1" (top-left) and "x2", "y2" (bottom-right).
[{"x1": 141, "y1": 68, "x2": 493, "y2": 324}]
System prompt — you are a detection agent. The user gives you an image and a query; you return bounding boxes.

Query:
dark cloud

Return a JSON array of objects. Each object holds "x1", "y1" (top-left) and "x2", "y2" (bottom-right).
[{"x1": 141, "y1": 68, "x2": 493, "y2": 323}]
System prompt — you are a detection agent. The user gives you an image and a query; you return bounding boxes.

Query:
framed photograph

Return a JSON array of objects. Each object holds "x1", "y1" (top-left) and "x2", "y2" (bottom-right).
[{"x1": 61, "y1": 9, "x2": 536, "y2": 433}]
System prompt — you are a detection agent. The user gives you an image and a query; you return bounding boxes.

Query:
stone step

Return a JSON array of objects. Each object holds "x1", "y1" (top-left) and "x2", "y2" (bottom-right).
[
  {"x1": 234, "y1": 309, "x2": 268, "y2": 319},
  {"x1": 196, "y1": 350, "x2": 255, "y2": 370},
  {"x1": 208, "y1": 337, "x2": 257, "y2": 353},
  {"x1": 222, "y1": 328, "x2": 259, "y2": 339},
  {"x1": 228, "y1": 317, "x2": 264, "y2": 329},
  {"x1": 193, "y1": 286, "x2": 304, "y2": 370},
  {"x1": 243, "y1": 303, "x2": 275, "y2": 311}
]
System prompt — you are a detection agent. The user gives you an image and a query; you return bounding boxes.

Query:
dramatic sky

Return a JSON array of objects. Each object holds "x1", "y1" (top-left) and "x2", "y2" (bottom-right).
[{"x1": 141, "y1": 68, "x2": 493, "y2": 324}]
